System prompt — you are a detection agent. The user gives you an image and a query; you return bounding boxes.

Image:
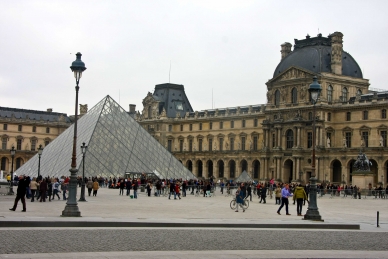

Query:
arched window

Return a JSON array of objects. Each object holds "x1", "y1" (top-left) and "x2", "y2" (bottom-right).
[
  {"x1": 291, "y1": 88, "x2": 297, "y2": 104},
  {"x1": 342, "y1": 87, "x2": 348, "y2": 102},
  {"x1": 286, "y1": 129, "x2": 294, "y2": 149},
  {"x1": 274, "y1": 90, "x2": 280, "y2": 106},
  {"x1": 327, "y1": 85, "x2": 333, "y2": 102}
]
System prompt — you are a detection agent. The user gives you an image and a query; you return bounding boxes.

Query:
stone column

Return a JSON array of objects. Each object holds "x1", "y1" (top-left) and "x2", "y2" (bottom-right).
[
  {"x1": 277, "y1": 157, "x2": 281, "y2": 180},
  {"x1": 296, "y1": 157, "x2": 300, "y2": 180},
  {"x1": 297, "y1": 127, "x2": 301, "y2": 147}
]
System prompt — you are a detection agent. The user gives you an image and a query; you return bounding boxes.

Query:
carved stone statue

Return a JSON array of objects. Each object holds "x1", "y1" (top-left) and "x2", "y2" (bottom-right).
[
  {"x1": 261, "y1": 139, "x2": 265, "y2": 149},
  {"x1": 354, "y1": 151, "x2": 372, "y2": 171},
  {"x1": 343, "y1": 137, "x2": 347, "y2": 148},
  {"x1": 225, "y1": 141, "x2": 229, "y2": 150},
  {"x1": 326, "y1": 137, "x2": 331, "y2": 148},
  {"x1": 380, "y1": 135, "x2": 384, "y2": 147},
  {"x1": 184, "y1": 143, "x2": 186, "y2": 151},
  {"x1": 160, "y1": 108, "x2": 167, "y2": 117},
  {"x1": 80, "y1": 104, "x2": 88, "y2": 115},
  {"x1": 249, "y1": 140, "x2": 253, "y2": 150},
  {"x1": 175, "y1": 145, "x2": 177, "y2": 151},
  {"x1": 238, "y1": 142, "x2": 241, "y2": 150},
  {"x1": 360, "y1": 138, "x2": 365, "y2": 147},
  {"x1": 266, "y1": 90, "x2": 272, "y2": 103}
]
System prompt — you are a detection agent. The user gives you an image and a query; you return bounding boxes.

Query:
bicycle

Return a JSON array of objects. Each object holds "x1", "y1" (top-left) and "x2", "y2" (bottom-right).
[{"x1": 230, "y1": 197, "x2": 249, "y2": 210}]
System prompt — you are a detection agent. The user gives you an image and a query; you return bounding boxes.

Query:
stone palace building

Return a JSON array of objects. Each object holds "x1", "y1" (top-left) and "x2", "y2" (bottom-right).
[{"x1": 137, "y1": 32, "x2": 388, "y2": 186}]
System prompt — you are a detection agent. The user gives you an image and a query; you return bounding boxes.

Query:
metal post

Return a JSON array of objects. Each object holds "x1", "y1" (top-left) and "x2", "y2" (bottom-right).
[
  {"x1": 377, "y1": 211, "x2": 380, "y2": 227},
  {"x1": 62, "y1": 52, "x2": 86, "y2": 217},
  {"x1": 79, "y1": 142, "x2": 87, "y2": 202},
  {"x1": 8, "y1": 146, "x2": 15, "y2": 195}
]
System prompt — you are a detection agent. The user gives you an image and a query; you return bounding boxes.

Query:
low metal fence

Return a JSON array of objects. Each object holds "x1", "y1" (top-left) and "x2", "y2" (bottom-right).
[{"x1": 317, "y1": 189, "x2": 387, "y2": 199}]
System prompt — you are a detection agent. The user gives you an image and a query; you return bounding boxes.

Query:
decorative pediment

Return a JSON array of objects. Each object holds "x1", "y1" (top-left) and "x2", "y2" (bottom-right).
[
  {"x1": 187, "y1": 135, "x2": 194, "y2": 140},
  {"x1": 342, "y1": 126, "x2": 353, "y2": 136},
  {"x1": 325, "y1": 126, "x2": 335, "y2": 133},
  {"x1": 239, "y1": 132, "x2": 247, "y2": 138},
  {"x1": 206, "y1": 134, "x2": 214, "y2": 139},
  {"x1": 359, "y1": 125, "x2": 371, "y2": 135},
  {"x1": 217, "y1": 133, "x2": 225, "y2": 138},
  {"x1": 177, "y1": 135, "x2": 184, "y2": 140},
  {"x1": 228, "y1": 133, "x2": 236, "y2": 138},
  {"x1": 250, "y1": 131, "x2": 259, "y2": 137},
  {"x1": 1, "y1": 134, "x2": 9, "y2": 140},
  {"x1": 270, "y1": 66, "x2": 315, "y2": 84},
  {"x1": 196, "y1": 134, "x2": 204, "y2": 140}
]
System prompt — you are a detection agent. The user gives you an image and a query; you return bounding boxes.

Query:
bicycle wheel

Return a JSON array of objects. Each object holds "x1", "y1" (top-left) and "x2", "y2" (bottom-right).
[
  {"x1": 230, "y1": 199, "x2": 237, "y2": 210},
  {"x1": 243, "y1": 199, "x2": 249, "y2": 209}
]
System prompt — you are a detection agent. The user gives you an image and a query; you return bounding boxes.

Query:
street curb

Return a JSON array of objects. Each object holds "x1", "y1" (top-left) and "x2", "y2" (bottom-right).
[{"x1": 0, "y1": 221, "x2": 360, "y2": 229}]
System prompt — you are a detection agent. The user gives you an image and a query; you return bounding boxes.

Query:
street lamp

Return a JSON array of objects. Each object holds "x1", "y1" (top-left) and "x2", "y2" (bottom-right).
[
  {"x1": 62, "y1": 52, "x2": 86, "y2": 217},
  {"x1": 304, "y1": 76, "x2": 323, "y2": 221},
  {"x1": 8, "y1": 146, "x2": 16, "y2": 195},
  {"x1": 37, "y1": 144, "x2": 43, "y2": 178},
  {"x1": 79, "y1": 142, "x2": 88, "y2": 202}
]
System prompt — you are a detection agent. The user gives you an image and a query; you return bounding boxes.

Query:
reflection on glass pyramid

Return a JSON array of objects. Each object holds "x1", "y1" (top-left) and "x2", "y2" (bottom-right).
[{"x1": 16, "y1": 96, "x2": 195, "y2": 180}]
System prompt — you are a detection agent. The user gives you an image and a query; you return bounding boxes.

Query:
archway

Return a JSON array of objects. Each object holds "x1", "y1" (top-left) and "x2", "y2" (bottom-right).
[
  {"x1": 252, "y1": 160, "x2": 260, "y2": 179},
  {"x1": 16, "y1": 157, "x2": 24, "y2": 170},
  {"x1": 240, "y1": 159, "x2": 248, "y2": 173},
  {"x1": 1, "y1": 157, "x2": 8, "y2": 171},
  {"x1": 283, "y1": 159, "x2": 293, "y2": 183},
  {"x1": 186, "y1": 160, "x2": 193, "y2": 172},
  {"x1": 207, "y1": 160, "x2": 213, "y2": 178},
  {"x1": 347, "y1": 159, "x2": 356, "y2": 184},
  {"x1": 229, "y1": 160, "x2": 236, "y2": 179},
  {"x1": 332, "y1": 160, "x2": 342, "y2": 183},
  {"x1": 370, "y1": 159, "x2": 378, "y2": 185},
  {"x1": 218, "y1": 160, "x2": 224, "y2": 178},
  {"x1": 197, "y1": 160, "x2": 203, "y2": 178}
]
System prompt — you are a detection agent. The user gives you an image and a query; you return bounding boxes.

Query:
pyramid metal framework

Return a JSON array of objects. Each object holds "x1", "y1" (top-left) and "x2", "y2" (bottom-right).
[{"x1": 16, "y1": 96, "x2": 195, "y2": 180}]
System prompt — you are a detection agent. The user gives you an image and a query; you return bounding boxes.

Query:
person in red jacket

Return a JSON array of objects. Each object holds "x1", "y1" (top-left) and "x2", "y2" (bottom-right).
[{"x1": 175, "y1": 181, "x2": 181, "y2": 200}]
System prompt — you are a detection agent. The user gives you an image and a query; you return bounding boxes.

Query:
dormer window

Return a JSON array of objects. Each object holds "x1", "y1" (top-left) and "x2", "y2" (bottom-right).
[{"x1": 175, "y1": 101, "x2": 183, "y2": 111}]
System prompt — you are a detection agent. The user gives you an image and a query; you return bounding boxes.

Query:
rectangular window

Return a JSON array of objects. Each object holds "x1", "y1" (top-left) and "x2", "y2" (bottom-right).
[
  {"x1": 220, "y1": 121, "x2": 223, "y2": 129},
  {"x1": 189, "y1": 124, "x2": 192, "y2": 131},
  {"x1": 31, "y1": 139, "x2": 36, "y2": 151},
  {"x1": 231, "y1": 121, "x2": 234, "y2": 128},
  {"x1": 46, "y1": 127, "x2": 50, "y2": 134},
  {"x1": 1, "y1": 157, "x2": 6, "y2": 171},
  {"x1": 168, "y1": 125, "x2": 172, "y2": 132},
  {"x1": 230, "y1": 138, "x2": 234, "y2": 151},
  {"x1": 363, "y1": 111, "x2": 368, "y2": 120},
  {"x1": 199, "y1": 139, "x2": 203, "y2": 151},
  {"x1": 241, "y1": 137, "x2": 246, "y2": 151},
  {"x1": 209, "y1": 139, "x2": 213, "y2": 151},
  {"x1": 254, "y1": 118, "x2": 258, "y2": 127},
  {"x1": 180, "y1": 125, "x2": 183, "y2": 131},
  {"x1": 327, "y1": 113, "x2": 331, "y2": 122},
  {"x1": 346, "y1": 112, "x2": 351, "y2": 121},
  {"x1": 346, "y1": 132, "x2": 352, "y2": 148},
  {"x1": 307, "y1": 132, "x2": 312, "y2": 148},
  {"x1": 253, "y1": 136, "x2": 258, "y2": 151},
  {"x1": 382, "y1": 109, "x2": 387, "y2": 119},
  {"x1": 17, "y1": 139, "x2": 22, "y2": 150},
  {"x1": 242, "y1": 120, "x2": 246, "y2": 128},
  {"x1": 168, "y1": 140, "x2": 172, "y2": 152},
  {"x1": 199, "y1": 123, "x2": 202, "y2": 130},
  {"x1": 179, "y1": 140, "x2": 183, "y2": 152},
  {"x1": 381, "y1": 131, "x2": 387, "y2": 147},
  {"x1": 209, "y1": 122, "x2": 213, "y2": 130},
  {"x1": 189, "y1": 139, "x2": 193, "y2": 151},
  {"x1": 272, "y1": 134, "x2": 276, "y2": 148},
  {"x1": 3, "y1": 124, "x2": 7, "y2": 130},
  {"x1": 2, "y1": 138, "x2": 6, "y2": 150},
  {"x1": 219, "y1": 138, "x2": 223, "y2": 151},
  {"x1": 32, "y1": 126, "x2": 36, "y2": 132},
  {"x1": 18, "y1": 125, "x2": 22, "y2": 132},
  {"x1": 156, "y1": 124, "x2": 160, "y2": 131},
  {"x1": 362, "y1": 132, "x2": 369, "y2": 147}
]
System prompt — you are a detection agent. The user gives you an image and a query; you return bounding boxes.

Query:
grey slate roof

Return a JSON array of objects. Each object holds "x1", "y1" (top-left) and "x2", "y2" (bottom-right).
[
  {"x1": 274, "y1": 35, "x2": 363, "y2": 79},
  {"x1": 153, "y1": 83, "x2": 194, "y2": 118},
  {"x1": 0, "y1": 107, "x2": 71, "y2": 123}
]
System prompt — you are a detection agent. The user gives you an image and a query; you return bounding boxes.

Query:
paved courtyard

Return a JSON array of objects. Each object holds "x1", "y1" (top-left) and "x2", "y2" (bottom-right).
[{"x1": 0, "y1": 187, "x2": 387, "y2": 258}]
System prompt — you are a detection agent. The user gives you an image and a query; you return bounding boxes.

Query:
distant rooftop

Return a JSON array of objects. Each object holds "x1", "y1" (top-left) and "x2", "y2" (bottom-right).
[{"x1": 0, "y1": 107, "x2": 71, "y2": 123}]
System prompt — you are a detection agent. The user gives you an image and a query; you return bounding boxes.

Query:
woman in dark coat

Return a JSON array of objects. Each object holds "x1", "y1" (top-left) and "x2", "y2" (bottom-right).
[
  {"x1": 39, "y1": 179, "x2": 48, "y2": 202},
  {"x1": 47, "y1": 179, "x2": 53, "y2": 202}
]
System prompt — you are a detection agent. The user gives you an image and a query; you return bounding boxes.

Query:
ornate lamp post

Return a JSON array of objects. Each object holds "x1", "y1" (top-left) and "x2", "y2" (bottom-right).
[
  {"x1": 304, "y1": 76, "x2": 323, "y2": 221},
  {"x1": 8, "y1": 146, "x2": 16, "y2": 195},
  {"x1": 62, "y1": 52, "x2": 86, "y2": 217},
  {"x1": 79, "y1": 142, "x2": 88, "y2": 202},
  {"x1": 37, "y1": 144, "x2": 43, "y2": 178}
]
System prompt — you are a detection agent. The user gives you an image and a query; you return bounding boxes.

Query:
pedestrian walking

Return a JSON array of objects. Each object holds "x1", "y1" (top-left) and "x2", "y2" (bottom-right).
[
  {"x1": 9, "y1": 175, "x2": 28, "y2": 212},
  {"x1": 47, "y1": 179, "x2": 53, "y2": 202},
  {"x1": 293, "y1": 184, "x2": 308, "y2": 216},
  {"x1": 277, "y1": 184, "x2": 292, "y2": 215},
  {"x1": 52, "y1": 178, "x2": 61, "y2": 200},
  {"x1": 119, "y1": 179, "x2": 125, "y2": 195},
  {"x1": 62, "y1": 182, "x2": 68, "y2": 200},
  {"x1": 29, "y1": 177, "x2": 38, "y2": 202},
  {"x1": 39, "y1": 179, "x2": 48, "y2": 202},
  {"x1": 86, "y1": 179, "x2": 93, "y2": 196},
  {"x1": 260, "y1": 184, "x2": 267, "y2": 204},
  {"x1": 92, "y1": 179, "x2": 99, "y2": 196},
  {"x1": 246, "y1": 184, "x2": 252, "y2": 201},
  {"x1": 175, "y1": 181, "x2": 181, "y2": 199},
  {"x1": 133, "y1": 179, "x2": 138, "y2": 199},
  {"x1": 168, "y1": 181, "x2": 176, "y2": 199},
  {"x1": 275, "y1": 185, "x2": 281, "y2": 205}
]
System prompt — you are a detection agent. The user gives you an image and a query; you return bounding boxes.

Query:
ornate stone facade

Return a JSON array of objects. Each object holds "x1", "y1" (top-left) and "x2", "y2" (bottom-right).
[{"x1": 138, "y1": 32, "x2": 388, "y2": 187}]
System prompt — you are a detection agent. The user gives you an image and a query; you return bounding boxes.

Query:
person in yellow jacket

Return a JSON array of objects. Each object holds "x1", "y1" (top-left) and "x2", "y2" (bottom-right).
[
  {"x1": 92, "y1": 179, "x2": 99, "y2": 197},
  {"x1": 293, "y1": 184, "x2": 308, "y2": 216}
]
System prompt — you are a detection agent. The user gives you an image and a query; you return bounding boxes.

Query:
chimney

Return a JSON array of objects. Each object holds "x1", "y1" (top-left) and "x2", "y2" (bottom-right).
[
  {"x1": 330, "y1": 31, "x2": 343, "y2": 75},
  {"x1": 47, "y1": 108, "x2": 53, "y2": 112},
  {"x1": 79, "y1": 104, "x2": 88, "y2": 115},
  {"x1": 280, "y1": 42, "x2": 292, "y2": 60},
  {"x1": 129, "y1": 104, "x2": 136, "y2": 113}
]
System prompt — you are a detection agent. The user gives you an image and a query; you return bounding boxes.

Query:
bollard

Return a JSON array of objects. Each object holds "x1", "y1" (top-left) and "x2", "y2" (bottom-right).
[{"x1": 377, "y1": 211, "x2": 380, "y2": 228}]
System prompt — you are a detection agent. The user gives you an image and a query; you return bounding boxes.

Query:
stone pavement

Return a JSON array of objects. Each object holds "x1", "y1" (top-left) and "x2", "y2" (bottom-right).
[{"x1": 0, "y1": 187, "x2": 387, "y2": 257}]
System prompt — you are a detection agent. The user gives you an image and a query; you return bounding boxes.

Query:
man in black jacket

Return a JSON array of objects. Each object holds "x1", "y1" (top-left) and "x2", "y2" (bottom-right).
[{"x1": 9, "y1": 175, "x2": 28, "y2": 212}]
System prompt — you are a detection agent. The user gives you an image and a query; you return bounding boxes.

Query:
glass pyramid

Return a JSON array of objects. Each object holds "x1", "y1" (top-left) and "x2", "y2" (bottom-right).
[
  {"x1": 16, "y1": 96, "x2": 195, "y2": 180},
  {"x1": 235, "y1": 170, "x2": 253, "y2": 182}
]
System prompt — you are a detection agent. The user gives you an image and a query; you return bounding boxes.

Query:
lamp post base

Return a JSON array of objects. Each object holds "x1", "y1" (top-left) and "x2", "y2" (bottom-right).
[
  {"x1": 61, "y1": 168, "x2": 81, "y2": 217},
  {"x1": 303, "y1": 176, "x2": 324, "y2": 221},
  {"x1": 79, "y1": 183, "x2": 87, "y2": 202}
]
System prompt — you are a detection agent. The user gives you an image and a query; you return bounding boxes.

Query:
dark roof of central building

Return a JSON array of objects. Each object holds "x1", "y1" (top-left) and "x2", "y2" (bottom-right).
[
  {"x1": 273, "y1": 34, "x2": 363, "y2": 79},
  {"x1": 153, "y1": 83, "x2": 194, "y2": 118},
  {"x1": 0, "y1": 107, "x2": 71, "y2": 123}
]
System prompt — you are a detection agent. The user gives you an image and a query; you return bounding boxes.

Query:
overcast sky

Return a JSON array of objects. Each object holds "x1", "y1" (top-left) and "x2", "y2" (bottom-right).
[{"x1": 1, "y1": 0, "x2": 387, "y2": 115}]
